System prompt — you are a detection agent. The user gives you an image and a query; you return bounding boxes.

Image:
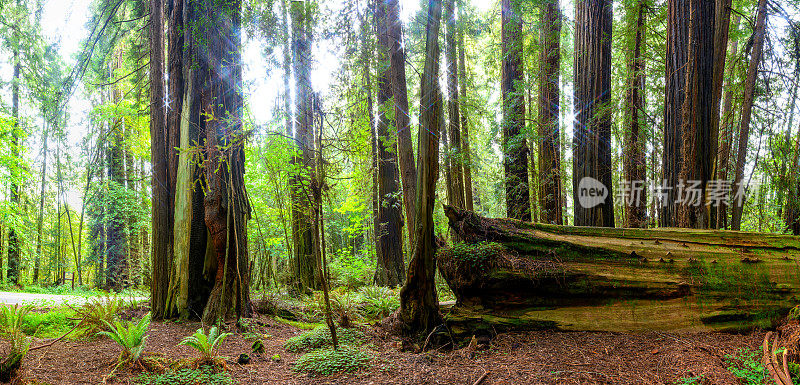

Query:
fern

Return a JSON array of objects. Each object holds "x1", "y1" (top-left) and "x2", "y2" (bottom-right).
[
  {"x1": 0, "y1": 304, "x2": 33, "y2": 336},
  {"x1": 97, "y1": 312, "x2": 151, "y2": 366},
  {"x1": 179, "y1": 326, "x2": 231, "y2": 361}
]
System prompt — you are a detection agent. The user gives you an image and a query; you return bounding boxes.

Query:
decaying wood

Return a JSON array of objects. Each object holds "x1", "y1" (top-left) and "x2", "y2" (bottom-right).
[{"x1": 440, "y1": 207, "x2": 800, "y2": 335}]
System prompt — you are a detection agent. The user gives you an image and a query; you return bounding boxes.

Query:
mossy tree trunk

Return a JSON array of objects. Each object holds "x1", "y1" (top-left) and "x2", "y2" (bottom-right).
[{"x1": 440, "y1": 207, "x2": 800, "y2": 335}]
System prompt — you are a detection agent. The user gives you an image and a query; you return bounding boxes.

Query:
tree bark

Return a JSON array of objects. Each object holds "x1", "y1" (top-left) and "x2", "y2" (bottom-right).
[
  {"x1": 386, "y1": 0, "x2": 417, "y2": 243},
  {"x1": 623, "y1": 0, "x2": 647, "y2": 228},
  {"x1": 290, "y1": 0, "x2": 319, "y2": 292},
  {"x1": 677, "y1": 0, "x2": 716, "y2": 229},
  {"x1": 8, "y1": 22, "x2": 21, "y2": 286},
  {"x1": 501, "y1": 0, "x2": 530, "y2": 221},
  {"x1": 399, "y1": 0, "x2": 444, "y2": 336},
  {"x1": 196, "y1": 0, "x2": 252, "y2": 324},
  {"x1": 445, "y1": 0, "x2": 465, "y2": 210},
  {"x1": 661, "y1": 0, "x2": 689, "y2": 228},
  {"x1": 149, "y1": 0, "x2": 171, "y2": 319},
  {"x1": 730, "y1": 0, "x2": 768, "y2": 230},
  {"x1": 457, "y1": 3, "x2": 474, "y2": 212},
  {"x1": 34, "y1": 115, "x2": 48, "y2": 284},
  {"x1": 441, "y1": 207, "x2": 800, "y2": 335},
  {"x1": 573, "y1": 0, "x2": 614, "y2": 227},
  {"x1": 374, "y1": 0, "x2": 405, "y2": 286},
  {"x1": 538, "y1": 0, "x2": 562, "y2": 225},
  {"x1": 715, "y1": 14, "x2": 740, "y2": 230}
]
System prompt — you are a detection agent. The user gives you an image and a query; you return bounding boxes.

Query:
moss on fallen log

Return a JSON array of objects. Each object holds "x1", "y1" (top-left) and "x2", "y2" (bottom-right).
[{"x1": 439, "y1": 207, "x2": 800, "y2": 336}]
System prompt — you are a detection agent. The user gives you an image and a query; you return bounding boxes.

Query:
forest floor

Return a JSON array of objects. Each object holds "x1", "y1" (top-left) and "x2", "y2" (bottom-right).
[{"x1": 17, "y1": 307, "x2": 768, "y2": 385}]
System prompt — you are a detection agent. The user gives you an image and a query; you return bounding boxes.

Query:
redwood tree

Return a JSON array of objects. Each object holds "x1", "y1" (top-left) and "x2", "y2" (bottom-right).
[
  {"x1": 573, "y1": 0, "x2": 614, "y2": 227},
  {"x1": 677, "y1": 0, "x2": 716, "y2": 229},
  {"x1": 661, "y1": 0, "x2": 689, "y2": 227},
  {"x1": 538, "y1": 0, "x2": 562, "y2": 225},
  {"x1": 399, "y1": 0, "x2": 443, "y2": 335},
  {"x1": 622, "y1": 0, "x2": 647, "y2": 228},
  {"x1": 374, "y1": 0, "x2": 405, "y2": 286},
  {"x1": 501, "y1": 0, "x2": 530, "y2": 221},
  {"x1": 730, "y1": 0, "x2": 768, "y2": 230}
]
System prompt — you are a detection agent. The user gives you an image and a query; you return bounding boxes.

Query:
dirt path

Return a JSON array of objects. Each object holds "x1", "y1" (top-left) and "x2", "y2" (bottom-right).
[{"x1": 21, "y1": 313, "x2": 765, "y2": 384}]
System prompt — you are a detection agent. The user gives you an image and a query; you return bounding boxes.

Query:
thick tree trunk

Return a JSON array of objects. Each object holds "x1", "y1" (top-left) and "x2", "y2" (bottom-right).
[
  {"x1": 677, "y1": 0, "x2": 716, "y2": 229},
  {"x1": 290, "y1": 0, "x2": 319, "y2": 292},
  {"x1": 149, "y1": 0, "x2": 171, "y2": 319},
  {"x1": 197, "y1": 0, "x2": 252, "y2": 324},
  {"x1": 445, "y1": 0, "x2": 464, "y2": 210},
  {"x1": 374, "y1": 0, "x2": 405, "y2": 286},
  {"x1": 386, "y1": 0, "x2": 417, "y2": 243},
  {"x1": 708, "y1": 0, "x2": 732, "y2": 227},
  {"x1": 715, "y1": 14, "x2": 740, "y2": 230},
  {"x1": 623, "y1": 1, "x2": 647, "y2": 228},
  {"x1": 538, "y1": 0, "x2": 562, "y2": 225},
  {"x1": 441, "y1": 207, "x2": 800, "y2": 335},
  {"x1": 399, "y1": 0, "x2": 444, "y2": 336},
  {"x1": 731, "y1": 0, "x2": 768, "y2": 230},
  {"x1": 573, "y1": 0, "x2": 614, "y2": 227},
  {"x1": 500, "y1": 0, "x2": 530, "y2": 221},
  {"x1": 457, "y1": 5, "x2": 474, "y2": 212},
  {"x1": 661, "y1": 0, "x2": 689, "y2": 228}
]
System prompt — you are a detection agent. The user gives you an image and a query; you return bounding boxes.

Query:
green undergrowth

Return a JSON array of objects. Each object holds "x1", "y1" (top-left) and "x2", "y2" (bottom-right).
[
  {"x1": 724, "y1": 347, "x2": 769, "y2": 384},
  {"x1": 274, "y1": 316, "x2": 320, "y2": 330},
  {"x1": 20, "y1": 308, "x2": 79, "y2": 338},
  {"x1": 292, "y1": 346, "x2": 373, "y2": 375},
  {"x1": 135, "y1": 366, "x2": 233, "y2": 385},
  {"x1": 283, "y1": 325, "x2": 365, "y2": 352}
]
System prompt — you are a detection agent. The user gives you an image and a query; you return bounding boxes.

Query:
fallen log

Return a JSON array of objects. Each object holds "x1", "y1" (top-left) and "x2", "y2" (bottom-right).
[{"x1": 439, "y1": 206, "x2": 800, "y2": 335}]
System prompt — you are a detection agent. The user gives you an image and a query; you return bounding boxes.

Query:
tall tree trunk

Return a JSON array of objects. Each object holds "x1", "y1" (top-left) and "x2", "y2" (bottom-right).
[
  {"x1": 457, "y1": 2, "x2": 474, "y2": 212},
  {"x1": 386, "y1": 0, "x2": 417, "y2": 242},
  {"x1": 198, "y1": 0, "x2": 252, "y2": 324},
  {"x1": 715, "y1": 14, "x2": 740, "y2": 229},
  {"x1": 399, "y1": 0, "x2": 443, "y2": 336},
  {"x1": 501, "y1": 0, "x2": 530, "y2": 221},
  {"x1": 730, "y1": 0, "x2": 767, "y2": 230},
  {"x1": 623, "y1": 0, "x2": 647, "y2": 228},
  {"x1": 708, "y1": 0, "x2": 733, "y2": 227},
  {"x1": 573, "y1": 0, "x2": 614, "y2": 227},
  {"x1": 149, "y1": 0, "x2": 170, "y2": 319},
  {"x1": 661, "y1": 0, "x2": 689, "y2": 228},
  {"x1": 361, "y1": 4, "x2": 380, "y2": 276},
  {"x1": 8, "y1": 27, "x2": 21, "y2": 286},
  {"x1": 445, "y1": 0, "x2": 464, "y2": 210},
  {"x1": 677, "y1": 0, "x2": 716, "y2": 229},
  {"x1": 290, "y1": 0, "x2": 319, "y2": 292},
  {"x1": 731, "y1": 0, "x2": 767, "y2": 230},
  {"x1": 34, "y1": 116, "x2": 48, "y2": 284},
  {"x1": 374, "y1": 0, "x2": 405, "y2": 286},
  {"x1": 538, "y1": 0, "x2": 562, "y2": 225},
  {"x1": 106, "y1": 51, "x2": 129, "y2": 291}
]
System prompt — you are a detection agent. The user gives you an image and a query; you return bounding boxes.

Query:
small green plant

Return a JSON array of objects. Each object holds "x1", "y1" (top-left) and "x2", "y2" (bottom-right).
[
  {"x1": 283, "y1": 325, "x2": 364, "y2": 352},
  {"x1": 135, "y1": 367, "x2": 233, "y2": 385},
  {"x1": 675, "y1": 374, "x2": 704, "y2": 385},
  {"x1": 0, "y1": 326, "x2": 31, "y2": 382},
  {"x1": 179, "y1": 326, "x2": 231, "y2": 361},
  {"x1": 0, "y1": 304, "x2": 33, "y2": 335},
  {"x1": 72, "y1": 295, "x2": 125, "y2": 337},
  {"x1": 789, "y1": 361, "x2": 800, "y2": 380},
  {"x1": 724, "y1": 347, "x2": 769, "y2": 385},
  {"x1": 358, "y1": 286, "x2": 400, "y2": 320},
  {"x1": 97, "y1": 312, "x2": 151, "y2": 370},
  {"x1": 292, "y1": 346, "x2": 372, "y2": 375}
]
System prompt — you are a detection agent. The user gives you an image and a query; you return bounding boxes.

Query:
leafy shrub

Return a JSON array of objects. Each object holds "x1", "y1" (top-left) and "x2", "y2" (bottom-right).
[
  {"x1": 179, "y1": 326, "x2": 231, "y2": 361},
  {"x1": 72, "y1": 295, "x2": 125, "y2": 337},
  {"x1": 283, "y1": 325, "x2": 364, "y2": 352},
  {"x1": 724, "y1": 348, "x2": 768, "y2": 385},
  {"x1": 98, "y1": 312, "x2": 151, "y2": 368},
  {"x1": 135, "y1": 367, "x2": 233, "y2": 385},
  {"x1": 311, "y1": 289, "x2": 362, "y2": 326},
  {"x1": 358, "y1": 286, "x2": 399, "y2": 320},
  {"x1": 0, "y1": 305, "x2": 33, "y2": 336},
  {"x1": 0, "y1": 305, "x2": 34, "y2": 381},
  {"x1": 292, "y1": 346, "x2": 372, "y2": 375},
  {"x1": 328, "y1": 250, "x2": 374, "y2": 289}
]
